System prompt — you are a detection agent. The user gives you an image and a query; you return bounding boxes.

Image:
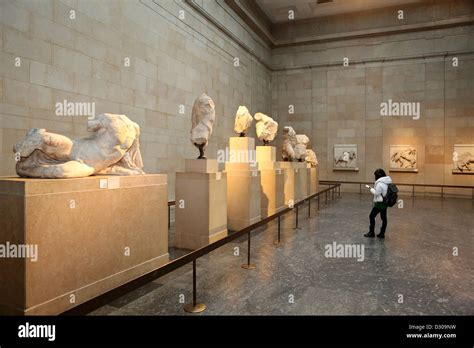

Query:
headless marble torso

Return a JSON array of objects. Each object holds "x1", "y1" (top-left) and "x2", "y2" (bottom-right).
[{"x1": 14, "y1": 113, "x2": 144, "y2": 178}]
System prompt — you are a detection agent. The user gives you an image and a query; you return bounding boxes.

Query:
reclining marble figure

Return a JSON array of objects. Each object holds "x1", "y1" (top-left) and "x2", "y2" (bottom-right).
[
  {"x1": 191, "y1": 93, "x2": 216, "y2": 159},
  {"x1": 254, "y1": 112, "x2": 278, "y2": 145},
  {"x1": 13, "y1": 113, "x2": 145, "y2": 178},
  {"x1": 282, "y1": 126, "x2": 310, "y2": 162},
  {"x1": 234, "y1": 105, "x2": 253, "y2": 137},
  {"x1": 305, "y1": 149, "x2": 318, "y2": 167}
]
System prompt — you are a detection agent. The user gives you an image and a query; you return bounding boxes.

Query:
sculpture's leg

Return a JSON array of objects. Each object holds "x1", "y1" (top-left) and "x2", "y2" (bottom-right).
[
  {"x1": 263, "y1": 140, "x2": 269, "y2": 146},
  {"x1": 39, "y1": 132, "x2": 73, "y2": 161},
  {"x1": 13, "y1": 129, "x2": 73, "y2": 161},
  {"x1": 16, "y1": 159, "x2": 95, "y2": 178},
  {"x1": 239, "y1": 132, "x2": 245, "y2": 137},
  {"x1": 96, "y1": 163, "x2": 144, "y2": 175}
]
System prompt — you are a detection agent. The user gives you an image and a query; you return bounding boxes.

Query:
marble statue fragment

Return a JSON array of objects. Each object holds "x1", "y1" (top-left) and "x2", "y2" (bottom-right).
[
  {"x1": 191, "y1": 93, "x2": 216, "y2": 159},
  {"x1": 234, "y1": 105, "x2": 253, "y2": 136},
  {"x1": 294, "y1": 134, "x2": 310, "y2": 162},
  {"x1": 281, "y1": 126, "x2": 297, "y2": 161},
  {"x1": 254, "y1": 112, "x2": 278, "y2": 145},
  {"x1": 305, "y1": 149, "x2": 318, "y2": 167},
  {"x1": 13, "y1": 113, "x2": 145, "y2": 178}
]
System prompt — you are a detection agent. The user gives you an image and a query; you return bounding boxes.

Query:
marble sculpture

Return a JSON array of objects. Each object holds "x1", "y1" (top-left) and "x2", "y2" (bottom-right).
[
  {"x1": 13, "y1": 113, "x2": 145, "y2": 178},
  {"x1": 305, "y1": 149, "x2": 318, "y2": 167},
  {"x1": 254, "y1": 112, "x2": 278, "y2": 145},
  {"x1": 295, "y1": 134, "x2": 310, "y2": 162},
  {"x1": 281, "y1": 126, "x2": 297, "y2": 161},
  {"x1": 191, "y1": 93, "x2": 216, "y2": 159},
  {"x1": 234, "y1": 105, "x2": 253, "y2": 136}
]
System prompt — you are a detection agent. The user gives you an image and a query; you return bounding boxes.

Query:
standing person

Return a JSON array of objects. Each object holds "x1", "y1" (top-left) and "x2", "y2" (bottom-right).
[{"x1": 364, "y1": 169, "x2": 392, "y2": 239}]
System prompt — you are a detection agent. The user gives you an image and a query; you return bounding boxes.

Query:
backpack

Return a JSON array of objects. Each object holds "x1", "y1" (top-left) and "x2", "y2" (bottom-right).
[{"x1": 383, "y1": 183, "x2": 398, "y2": 207}]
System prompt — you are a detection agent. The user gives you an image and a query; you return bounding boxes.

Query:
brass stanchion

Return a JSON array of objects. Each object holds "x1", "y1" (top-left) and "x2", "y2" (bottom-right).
[
  {"x1": 184, "y1": 260, "x2": 206, "y2": 313},
  {"x1": 241, "y1": 231, "x2": 256, "y2": 270}
]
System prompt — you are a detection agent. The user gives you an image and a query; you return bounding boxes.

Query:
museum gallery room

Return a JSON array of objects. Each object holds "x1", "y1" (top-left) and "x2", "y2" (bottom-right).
[{"x1": 0, "y1": 0, "x2": 473, "y2": 321}]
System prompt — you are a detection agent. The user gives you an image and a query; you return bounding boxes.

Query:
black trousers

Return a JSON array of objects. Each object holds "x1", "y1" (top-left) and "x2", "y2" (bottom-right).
[{"x1": 369, "y1": 206, "x2": 387, "y2": 234}]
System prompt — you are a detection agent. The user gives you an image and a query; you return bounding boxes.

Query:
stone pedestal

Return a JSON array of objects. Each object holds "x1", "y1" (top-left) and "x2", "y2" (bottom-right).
[
  {"x1": 225, "y1": 162, "x2": 261, "y2": 231},
  {"x1": 279, "y1": 161, "x2": 308, "y2": 204},
  {"x1": 256, "y1": 146, "x2": 285, "y2": 217},
  {"x1": 256, "y1": 145, "x2": 276, "y2": 164},
  {"x1": 228, "y1": 137, "x2": 255, "y2": 163},
  {"x1": 308, "y1": 165, "x2": 319, "y2": 195},
  {"x1": 174, "y1": 159, "x2": 227, "y2": 250},
  {"x1": 0, "y1": 175, "x2": 169, "y2": 315},
  {"x1": 225, "y1": 138, "x2": 261, "y2": 231}
]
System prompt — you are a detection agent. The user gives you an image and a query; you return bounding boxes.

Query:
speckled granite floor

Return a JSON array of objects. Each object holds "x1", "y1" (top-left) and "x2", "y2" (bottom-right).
[{"x1": 90, "y1": 193, "x2": 473, "y2": 315}]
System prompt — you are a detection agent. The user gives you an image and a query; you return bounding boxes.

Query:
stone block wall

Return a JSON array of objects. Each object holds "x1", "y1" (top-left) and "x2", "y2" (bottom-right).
[
  {"x1": 272, "y1": 27, "x2": 474, "y2": 195},
  {"x1": 1, "y1": 0, "x2": 473, "y2": 198},
  {"x1": 0, "y1": 0, "x2": 272, "y2": 198}
]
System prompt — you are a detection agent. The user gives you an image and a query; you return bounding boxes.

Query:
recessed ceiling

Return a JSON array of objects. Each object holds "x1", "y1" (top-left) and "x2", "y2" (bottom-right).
[{"x1": 255, "y1": 0, "x2": 424, "y2": 23}]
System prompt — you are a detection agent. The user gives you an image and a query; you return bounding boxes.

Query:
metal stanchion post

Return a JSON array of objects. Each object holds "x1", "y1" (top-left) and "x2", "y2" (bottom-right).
[
  {"x1": 184, "y1": 260, "x2": 206, "y2": 313},
  {"x1": 294, "y1": 205, "x2": 300, "y2": 229},
  {"x1": 241, "y1": 232, "x2": 256, "y2": 270},
  {"x1": 168, "y1": 205, "x2": 171, "y2": 229},
  {"x1": 274, "y1": 215, "x2": 281, "y2": 245}
]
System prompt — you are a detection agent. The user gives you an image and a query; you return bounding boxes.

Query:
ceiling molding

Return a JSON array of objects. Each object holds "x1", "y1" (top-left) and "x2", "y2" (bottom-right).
[
  {"x1": 184, "y1": 0, "x2": 272, "y2": 70},
  {"x1": 225, "y1": 0, "x2": 474, "y2": 48},
  {"x1": 274, "y1": 16, "x2": 474, "y2": 48},
  {"x1": 224, "y1": 0, "x2": 275, "y2": 47}
]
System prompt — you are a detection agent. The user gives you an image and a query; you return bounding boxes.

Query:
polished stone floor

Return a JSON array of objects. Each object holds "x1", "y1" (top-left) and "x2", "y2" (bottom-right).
[{"x1": 91, "y1": 192, "x2": 473, "y2": 315}]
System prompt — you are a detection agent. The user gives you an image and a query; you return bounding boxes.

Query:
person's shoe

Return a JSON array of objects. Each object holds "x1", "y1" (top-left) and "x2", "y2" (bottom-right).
[
  {"x1": 376, "y1": 233, "x2": 385, "y2": 239},
  {"x1": 364, "y1": 232, "x2": 375, "y2": 237}
]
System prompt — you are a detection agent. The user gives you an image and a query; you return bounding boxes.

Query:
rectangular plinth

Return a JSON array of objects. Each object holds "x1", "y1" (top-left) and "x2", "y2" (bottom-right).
[
  {"x1": 279, "y1": 161, "x2": 307, "y2": 169},
  {"x1": 225, "y1": 166, "x2": 261, "y2": 231},
  {"x1": 256, "y1": 146, "x2": 276, "y2": 163},
  {"x1": 174, "y1": 172, "x2": 227, "y2": 250},
  {"x1": 260, "y1": 169, "x2": 285, "y2": 218},
  {"x1": 258, "y1": 161, "x2": 281, "y2": 170},
  {"x1": 309, "y1": 167, "x2": 319, "y2": 195},
  {"x1": 229, "y1": 137, "x2": 255, "y2": 163},
  {"x1": 279, "y1": 162, "x2": 307, "y2": 203},
  {"x1": 185, "y1": 159, "x2": 218, "y2": 173},
  {"x1": 0, "y1": 175, "x2": 169, "y2": 315}
]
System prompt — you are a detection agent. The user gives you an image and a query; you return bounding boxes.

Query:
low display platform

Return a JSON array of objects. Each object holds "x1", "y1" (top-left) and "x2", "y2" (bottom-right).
[{"x1": 0, "y1": 174, "x2": 169, "y2": 315}]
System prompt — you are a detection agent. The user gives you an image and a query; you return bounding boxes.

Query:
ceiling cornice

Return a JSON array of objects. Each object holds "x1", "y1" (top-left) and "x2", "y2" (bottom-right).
[
  {"x1": 224, "y1": 0, "x2": 275, "y2": 48},
  {"x1": 225, "y1": 0, "x2": 474, "y2": 49},
  {"x1": 184, "y1": 0, "x2": 273, "y2": 70}
]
